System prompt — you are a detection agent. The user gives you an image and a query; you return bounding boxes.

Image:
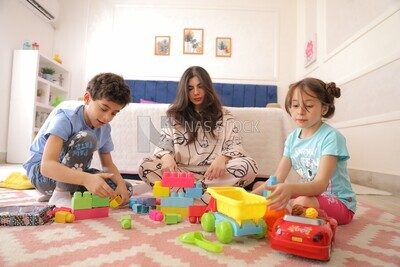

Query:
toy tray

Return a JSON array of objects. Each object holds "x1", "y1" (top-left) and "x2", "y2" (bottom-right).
[
  {"x1": 207, "y1": 187, "x2": 266, "y2": 225},
  {"x1": 0, "y1": 205, "x2": 55, "y2": 226}
]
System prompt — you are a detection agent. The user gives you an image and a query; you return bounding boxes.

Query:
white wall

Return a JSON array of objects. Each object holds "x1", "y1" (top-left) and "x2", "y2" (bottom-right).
[
  {"x1": 59, "y1": 0, "x2": 296, "y2": 102},
  {"x1": 0, "y1": 0, "x2": 57, "y2": 162},
  {"x1": 296, "y1": 0, "x2": 400, "y2": 191},
  {"x1": 0, "y1": 0, "x2": 296, "y2": 163}
]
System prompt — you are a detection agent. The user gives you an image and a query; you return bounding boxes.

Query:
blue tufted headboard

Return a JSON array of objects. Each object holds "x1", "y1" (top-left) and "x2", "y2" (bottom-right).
[{"x1": 125, "y1": 80, "x2": 277, "y2": 107}]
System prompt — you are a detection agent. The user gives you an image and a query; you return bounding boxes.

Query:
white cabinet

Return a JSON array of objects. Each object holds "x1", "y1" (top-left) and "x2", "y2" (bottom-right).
[{"x1": 7, "y1": 50, "x2": 70, "y2": 163}]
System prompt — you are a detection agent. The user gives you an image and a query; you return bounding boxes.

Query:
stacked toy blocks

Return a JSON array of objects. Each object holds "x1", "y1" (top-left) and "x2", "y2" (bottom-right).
[
  {"x1": 71, "y1": 191, "x2": 109, "y2": 220},
  {"x1": 152, "y1": 172, "x2": 204, "y2": 220}
]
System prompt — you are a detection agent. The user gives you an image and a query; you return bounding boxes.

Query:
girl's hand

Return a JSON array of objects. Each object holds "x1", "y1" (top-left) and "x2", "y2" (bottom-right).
[
  {"x1": 266, "y1": 183, "x2": 292, "y2": 211},
  {"x1": 160, "y1": 154, "x2": 178, "y2": 173},
  {"x1": 83, "y1": 172, "x2": 118, "y2": 199},
  {"x1": 204, "y1": 155, "x2": 228, "y2": 180}
]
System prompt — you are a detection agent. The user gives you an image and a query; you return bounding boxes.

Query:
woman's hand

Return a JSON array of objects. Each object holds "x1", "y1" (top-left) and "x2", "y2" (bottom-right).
[
  {"x1": 160, "y1": 154, "x2": 178, "y2": 173},
  {"x1": 204, "y1": 155, "x2": 229, "y2": 180},
  {"x1": 83, "y1": 172, "x2": 118, "y2": 199},
  {"x1": 265, "y1": 183, "x2": 292, "y2": 211}
]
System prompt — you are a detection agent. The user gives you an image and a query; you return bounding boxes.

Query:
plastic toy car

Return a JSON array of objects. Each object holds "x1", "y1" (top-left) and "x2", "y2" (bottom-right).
[
  {"x1": 201, "y1": 187, "x2": 267, "y2": 244},
  {"x1": 270, "y1": 213, "x2": 337, "y2": 261}
]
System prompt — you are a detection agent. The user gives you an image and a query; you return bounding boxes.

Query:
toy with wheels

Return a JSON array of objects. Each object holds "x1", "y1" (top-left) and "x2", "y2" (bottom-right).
[
  {"x1": 201, "y1": 187, "x2": 267, "y2": 244},
  {"x1": 270, "y1": 208, "x2": 337, "y2": 261}
]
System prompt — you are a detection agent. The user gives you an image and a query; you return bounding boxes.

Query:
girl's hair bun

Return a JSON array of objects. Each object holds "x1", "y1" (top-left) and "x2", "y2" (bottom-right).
[{"x1": 326, "y1": 82, "x2": 341, "y2": 98}]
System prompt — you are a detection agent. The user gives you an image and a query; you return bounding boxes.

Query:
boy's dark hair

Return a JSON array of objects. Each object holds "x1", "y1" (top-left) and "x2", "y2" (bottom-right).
[
  {"x1": 285, "y1": 77, "x2": 341, "y2": 118},
  {"x1": 86, "y1": 73, "x2": 131, "y2": 107}
]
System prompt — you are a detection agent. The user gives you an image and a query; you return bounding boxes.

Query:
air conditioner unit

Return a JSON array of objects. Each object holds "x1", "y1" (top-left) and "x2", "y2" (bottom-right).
[{"x1": 20, "y1": 0, "x2": 59, "y2": 25}]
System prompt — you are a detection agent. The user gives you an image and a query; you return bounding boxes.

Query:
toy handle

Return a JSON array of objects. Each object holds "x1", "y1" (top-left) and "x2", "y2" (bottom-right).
[{"x1": 195, "y1": 237, "x2": 223, "y2": 253}]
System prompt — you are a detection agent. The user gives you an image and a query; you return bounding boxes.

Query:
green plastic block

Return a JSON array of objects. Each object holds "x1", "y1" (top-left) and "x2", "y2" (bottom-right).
[
  {"x1": 92, "y1": 195, "x2": 110, "y2": 207},
  {"x1": 72, "y1": 191, "x2": 92, "y2": 210}
]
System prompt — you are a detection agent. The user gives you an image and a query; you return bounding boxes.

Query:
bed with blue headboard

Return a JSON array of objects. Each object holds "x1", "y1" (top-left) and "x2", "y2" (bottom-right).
[{"x1": 125, "y1": 80, "x2": 277, "y2": 107}]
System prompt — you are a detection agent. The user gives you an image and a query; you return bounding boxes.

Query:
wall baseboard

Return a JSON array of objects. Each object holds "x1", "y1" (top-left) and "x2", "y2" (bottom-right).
[
  {"x1": 349, "y1": 168, "x2": 399, "y2": 194},
  {"x1": 0, "y1": 152, "x2": 5, "y2": 164}
]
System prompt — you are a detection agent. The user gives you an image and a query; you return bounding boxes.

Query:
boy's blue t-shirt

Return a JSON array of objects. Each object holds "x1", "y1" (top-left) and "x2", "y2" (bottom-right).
[
  {"x1": 23, "y1": 105, "x2": 113, "y2": 175},
  {"x1": 284, "y1": 123, "x2": 356, "y2": 213}
]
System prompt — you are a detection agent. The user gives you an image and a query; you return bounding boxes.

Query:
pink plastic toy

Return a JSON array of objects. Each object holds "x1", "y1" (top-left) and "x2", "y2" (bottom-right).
[
  {"x1": 161, "y1": 172, "x2": 195, "y2": 188},
  {"x1": 149, "y1": 209, "x2": 164, "y2": 221}
]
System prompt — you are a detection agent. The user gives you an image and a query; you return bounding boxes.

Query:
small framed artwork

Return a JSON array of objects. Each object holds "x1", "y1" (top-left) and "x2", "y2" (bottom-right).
[
  {"x1": 216, "y1": 37, "x2": 232, "y2": 57},
  {"x1": 155, "y1": 36, "x2": 170, "y2": 56},
  {"x1": 305, "y1": 34, "x2": 317, "y2": 67},
  {"x1": 183, "y1": 28, "x2": 203, "y2": 54}
]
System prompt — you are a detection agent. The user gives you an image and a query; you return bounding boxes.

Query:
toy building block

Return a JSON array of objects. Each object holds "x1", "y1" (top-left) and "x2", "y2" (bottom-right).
[
  {"x1": 110, "y1": 195, "x2": 122, "y2": 208},
  {"x1": 188, "y1": 205, "x2": 207, "y2": 224},
  {"x1": 132, "y1": 204, "x2": 151, "y2": 214},
  {"x1": 72, "y1": 207, "x2": 109, "y2": 220},
  {"x1": 129, "y1": 197, "x2": 157, "y2": 208},
  {"x1": 161, "y1": 172, "x2": 195, "y2": 188},
  {"x1": 161, "y1": 192, "x2": 194, "y2": 208},
  {"x1": 121, "y1": 215, "x2": 132, "y2": 229},
  {"x1": 263, "y1": 175, "x2": 277, "y2": 198},
  {"x1": 72, "y1": 191, "x2": 92, "y2": 210},
  {"x1": 55, "y1": 211, "x2": 75, "y2": 223},
  {"x1": 153, "y1": 181, "x2": 170, "y2": 197},
  {"x1": 149, "y1": 209, "x2": 164, "y2": 221},
  {"x1": 52, "y1": 206, "x2": 72, "y2": 215},
  {"x1": 164, "y1": 213, "x2": 182, "y2": 225},
  {"x1": 160, "y1": 206, "x2": 188, "y2": 218},
  {"x1": 185, "y1": 182, "x2": 203, "y2": 199},
  {"x1": 92, "y1": 195, "x2": 110, "y2": 208}
]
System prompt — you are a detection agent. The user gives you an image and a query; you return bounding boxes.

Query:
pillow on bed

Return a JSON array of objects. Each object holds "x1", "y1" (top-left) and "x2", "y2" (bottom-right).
[{"x1": 140, "y1": 98, "x2": 160, "y2": 104}]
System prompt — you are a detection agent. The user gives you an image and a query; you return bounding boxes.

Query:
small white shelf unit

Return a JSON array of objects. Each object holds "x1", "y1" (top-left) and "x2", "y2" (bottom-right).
[{"x1": 7, "y1": 50, "x2": 70, "y2": 163}]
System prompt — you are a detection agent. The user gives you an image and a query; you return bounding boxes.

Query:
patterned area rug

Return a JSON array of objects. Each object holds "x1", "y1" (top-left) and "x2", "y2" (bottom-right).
[{"x1": 0, "y1": 188, "x2": 399, "y2": 267}]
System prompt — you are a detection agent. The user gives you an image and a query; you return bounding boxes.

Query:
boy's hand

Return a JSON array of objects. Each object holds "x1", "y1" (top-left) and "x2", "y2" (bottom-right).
[
  {"x1": 204, "y1": 155, "x2": 227, "y2": 180},
  {"x1": 266, "y1": 183, "x2": 291, "y2": 211},
  {"x1": 160, "y1": 154, "x2": 178, "y2": 173},
  {"x1": 83, "y1": 173, "x2": 117, "y2": 199},
  {"x1": 115, "y1": 184, "x2": 130, "y2": 205}
]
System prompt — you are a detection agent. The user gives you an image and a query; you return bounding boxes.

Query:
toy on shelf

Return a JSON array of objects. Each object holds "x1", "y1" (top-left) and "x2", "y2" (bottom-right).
[
  {"x1": 32, "y1": 42, "x2": 39, "y2": 50},
  {"x1": 270, "y1": 204, "x2": 338, "y2": 261},
  {"x1": 22, "y1": 42, "x2": 31, "y2": 50},
  {"x1": 201, "y1": 187, "x2": 267, "y2": 244},
  {"x1": 71, "y1": 191, "x2": 110, "y2": 220},
  {"x1": 53, "y1": 54, "x2": 62, "y2": 64},
  {"x1": 121, "y1": 215, "x2": 132, "y2": 229},
  {"x1": 179, "y1": 231, "x2": 223, "y2": 253},
  {"x1": 263, "y1": 176, "x2": 287, "y2": 237}
]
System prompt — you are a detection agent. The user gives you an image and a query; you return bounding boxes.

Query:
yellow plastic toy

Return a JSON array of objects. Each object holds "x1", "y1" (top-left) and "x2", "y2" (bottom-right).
[
  {"x1": 53, "y1": 54, "x2": 62, "y2": 64},
  {"x1": 55, "y1": 211, "x2": 75, "y2": 223},
  {"x1": 305, "y1": 207, "x2": 319, "y2": 218},
  {"x1": 110, "y1": 195, "x2": 122, "y2": 208},
  {"x1": 206, "y1": 187, "x2": 267, "y2": 226}
]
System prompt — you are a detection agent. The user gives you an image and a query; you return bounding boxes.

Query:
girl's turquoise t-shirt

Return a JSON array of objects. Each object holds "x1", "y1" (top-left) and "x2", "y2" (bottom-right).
[{"x1": 284, "y1": 123, "x2": 356, "y2": 213}]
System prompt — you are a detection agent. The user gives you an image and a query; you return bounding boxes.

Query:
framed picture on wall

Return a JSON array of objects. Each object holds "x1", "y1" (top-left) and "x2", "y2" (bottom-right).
[
  {"x1": 183, "y1": 28, "x2": 203, "y2": 54},
  {"x1": 216, "y1": 37, "x2": 232, "y2": 57},
  {"x1": 155, "y1": 36, "x2": 170, "y2": 56},
  {"x1": 305, "y1": 34, "x2": 317, "y2": 67}
]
